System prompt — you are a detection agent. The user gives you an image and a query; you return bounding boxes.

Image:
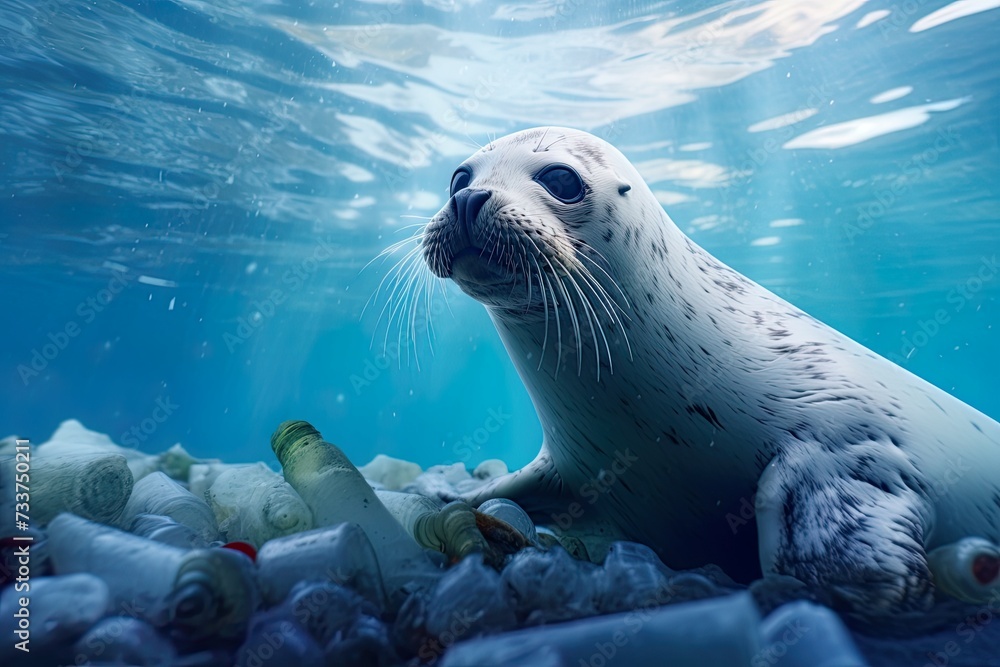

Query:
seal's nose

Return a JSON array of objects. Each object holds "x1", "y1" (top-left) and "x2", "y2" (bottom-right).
[{"x1": 451, "y1": 188, "x2": 491, "y2": 235}]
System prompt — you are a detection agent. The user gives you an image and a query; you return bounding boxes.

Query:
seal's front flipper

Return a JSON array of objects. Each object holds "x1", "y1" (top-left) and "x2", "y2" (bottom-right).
[
  {"x1": 461, "y1": 446, "x2": 564, "y2": 514},
  {"x1": 756, "y1": 437, "x2": 936, "y2": 623},
  {"x1": 928, "y1": 537, "x2": 1000, "y2": 603},
  {"x1": 461, "y1": 446, "x2": 625, "y2": 560}
]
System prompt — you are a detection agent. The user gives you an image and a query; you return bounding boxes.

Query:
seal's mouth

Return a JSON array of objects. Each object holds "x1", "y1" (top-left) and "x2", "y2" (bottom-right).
[
  {"x1": 453, "y1": 246, "x2": 484, "y2": 262},
  {"x1": 450, "y1": 245, "x2": 509, "y2": 287}
]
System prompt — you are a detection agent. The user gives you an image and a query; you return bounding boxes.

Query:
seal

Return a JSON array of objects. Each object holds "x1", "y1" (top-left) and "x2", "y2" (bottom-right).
[{"x1": 418, "y1": 126, "x2": 1000, "y2": 621}]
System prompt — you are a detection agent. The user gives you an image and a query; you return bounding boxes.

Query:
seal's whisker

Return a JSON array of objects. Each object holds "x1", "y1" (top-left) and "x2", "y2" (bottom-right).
[
  {"x1": 502, "y1": 213, "x2": 630, "y2": 319},
  {"x1": 576, "y1": 244, "x2": 632, "y2": 314},
  {"x1": 401, "y1": 254, "x2": 432, "y2": 368},
  {"x1": 555, "y1": 258, "x2": 604, "y2": 380},
  {"x1": 360, "y1": 232, "x2": 425, "y2": 308},
  {"x1": 571, "y1": 264, "x2": 625, "y2": 374},
  {"x1": 519, "y1": 248, "x2": 533, "y2": 313},
  {"x1": 371, "y1": 237, "x2": 417, "y2": 261},
  {"x1": 573, "y1": 238, "x2": 615, "y2": 272},
  {"x1": 404, "y1": 261, "x2": 429, "y2": 370},
  {"x1": 533, "y1": 127, "x2": 551, "y2": 153},
  {"x1": 464, "y1": 133, "x2": 484, "y2": 150},
  {"x1": 483, "y1": 226, "x2": 501, "y2": 265},
  {"x1": 574, "y1": 253, "x2": 634, "y2": 344},
  {"x1": 536, "y1": 253, "x2": 565, "y2": 378},
  {"x1": 374, "y1": 249, "x2": 423, "y2": 354},
  {"x1": 574, "y1": 263, "x2": 634, "y2": 364},
  {"x1": 530, "y1": 255, "x2": 551, "y2": 372},
  {"x1": 561, "y1": 274, "x2": 584, "y2": 376},
  {"x1": 401, "y1": 258, "x2": 432, "y2": 369},
  {"x1": 395, "y1": 261, "x2": 415, "y2": 368},
  {"x1": 360, "y1": 231, "x2": 423, "y2": 277},
  {"x1": 542, "y1": 134, "x2": 569, "y2": 152},
  {"x1": 423, "y1": 268, "x2": 450, "y2": 349},
  {"x1": 398, "y1": 260, "x2": 417, "y2": 368},
  {"x1": 507, "y1": 259, "x2": 527, "y2": 300},
  {"x1": 548, "y1": 258, "x2": 585, "y2": 375},
  {"x1": 502, "y1": 243, "x2": 517, "y2": 285},
  {"x1": 365, "y1": 243, "x2": 423, "y2": 329},
  {"x1": 524, "y1": 239, "x2": 555, "y2": 369},
  {"x1": 435, "y1": 273, "x2": 452, "y2": 316},
  {"x1": 572, "y1": 261, "x2": 625, "y2": 333},
  {"x1": 542, "y1": 272, "x2": 562, "y2": 379},
  {"x1": 385, "y1": 256, "x2": 419, "y2": 361},
  {"x1": 515, "y1": 246, "x2": 528, "y2": 311},
  {"x1": 504, "y1": 234, "x2": 518, "y2": 279},
  {"x1": 506, "y1": 252, "x2": 521, "y2": 302},
  {"x1": 565, "y1": 263, "x2": 611, "y2": 380},
  {"x1": 538, "y1": 253, "x2": 578, "y2": 376},
  {"x1": 416, "y1": 267, "x2": 436, "y2": 360},
  {"x1": 370, "y1": 237, "x2": 422, "y2": 291}
]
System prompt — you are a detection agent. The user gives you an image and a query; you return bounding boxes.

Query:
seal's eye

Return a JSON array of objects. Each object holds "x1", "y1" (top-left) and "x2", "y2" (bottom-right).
[
  {"x1": 450, "y1": 168, "x2": 472, "y2": 196},
  {"x1": 535, "y1": 165, "x2": 584, "y2": 203}
]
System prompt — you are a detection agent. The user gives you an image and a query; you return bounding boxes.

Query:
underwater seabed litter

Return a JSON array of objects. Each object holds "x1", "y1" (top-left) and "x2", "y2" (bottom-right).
[{"x1": 1, "y1": 421, "x2": 999, "y2": 667}]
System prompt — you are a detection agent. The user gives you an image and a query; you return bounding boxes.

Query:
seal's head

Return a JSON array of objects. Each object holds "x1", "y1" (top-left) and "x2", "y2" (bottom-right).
[{"x1": 422, "y1": 127, "x2": 652, "y2": 318}]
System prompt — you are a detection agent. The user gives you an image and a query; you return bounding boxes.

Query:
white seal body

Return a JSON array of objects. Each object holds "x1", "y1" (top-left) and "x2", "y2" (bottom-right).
[{"x1": 420, "y1": 127, "x2": 1000, "y2": 618}]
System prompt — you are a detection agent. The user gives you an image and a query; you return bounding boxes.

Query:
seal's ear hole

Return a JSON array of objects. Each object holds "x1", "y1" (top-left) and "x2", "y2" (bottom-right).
[{"x1": 618, "y1": 183, "x2": 632, "y2": 195}]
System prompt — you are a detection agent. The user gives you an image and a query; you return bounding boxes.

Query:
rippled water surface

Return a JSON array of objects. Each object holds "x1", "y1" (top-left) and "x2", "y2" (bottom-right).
[{"x1": 1, "y1": 0, "x2": 997, "y2": 467}]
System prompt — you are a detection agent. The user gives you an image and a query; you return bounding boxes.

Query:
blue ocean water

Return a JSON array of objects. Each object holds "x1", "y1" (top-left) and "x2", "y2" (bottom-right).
[{"x1": 1, "y1": 0, "x2": 997, "y2": 473}]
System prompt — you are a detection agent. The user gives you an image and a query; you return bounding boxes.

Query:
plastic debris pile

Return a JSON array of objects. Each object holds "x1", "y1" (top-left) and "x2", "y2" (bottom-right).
[{"x1": 0, "y1": 419, "x2": 871, "y2": 666}]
